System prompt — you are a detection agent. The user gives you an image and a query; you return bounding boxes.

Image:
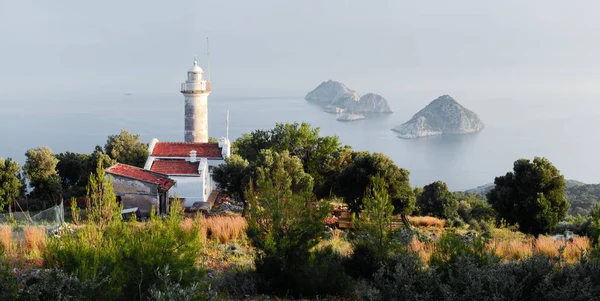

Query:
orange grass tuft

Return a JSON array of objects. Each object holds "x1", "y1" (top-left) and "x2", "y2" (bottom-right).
[
  {"x1": 200, "y1": 216, "x2": 248, "y2": 243},
  {"x1": 534, "y1": 236, "x2": 589, "y2": 263},
  {"x1": 488, "y1": 239, "x2": 533, "y2": 261},
  {"x1": 23, "y1": 226, "x2": 46, "y2": 254},
  {"x1": 0, "y1": 226, "x2": 12, "y2": 253},
  {"x1": 408, "y1": 234, "x2": 590, "y2": 265},
  {"x1": 409, "y1": 237, "x2": 436, "y2": 263},
  {"x1": 408, "y1": 216, "x2": 446, "y2": 228}
]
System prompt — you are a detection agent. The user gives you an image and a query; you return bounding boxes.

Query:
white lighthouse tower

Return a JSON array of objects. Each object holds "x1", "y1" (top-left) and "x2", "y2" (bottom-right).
[{"x1": 181, "y1": 58, "x2": 211, "y2": 142}]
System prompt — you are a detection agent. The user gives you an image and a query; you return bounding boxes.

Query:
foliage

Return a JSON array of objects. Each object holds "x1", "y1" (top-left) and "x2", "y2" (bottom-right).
[
  {"x1": 429, "y1": 231, "x2": 499, "y2": 273},
  {"x1": 104, "y1": 130, "x2": 149, "y2": 168},
  {"x1": 147, "y1": 266, "x2": 203, "y2": 301},
  {"x1": 359, "y1": 174, "x2": 394, "y2": 255},
  {"x1": 0, "y1": 157, "x2": 23, "y2": 212},
  {"x1": 0, "y1": 262, "x2": 17, "y2": 301},
  {"x1": 55, "y1": 151, "x2": 92, "y2": 198},
  {"x1": 85, "y1": 162, "x2": 122, "y2": 228},
  {"x1": 23, "y1": 146, "x2": 62, "y2": 210},
  {"x1": 18, "y1": 268, "x2": 108, "y2": 301},
  {"x1": 337, "y1": 151, "x2": 415, "y2": 215},
  {"x1": 211, "y1": 154, "x2": 251, "y2": 213},
  {"x1": 232, "y1": 122, "x2": 342, "y2": 196},
  {"x1": 314, "y1": 147, "x2": 353, "y2": 199},
  {"x1": 245, "y1": 150, "x2": 345, "y2": 296},
  {"x1": 418, "y1": 181, "x2": 458, "y2": 219},
  {"x1": 43, "y1": 199, "x2": 204, "y2": 300},
  {"x1": 584, "y1": 202, "x2": 600, "y2": 245},
  {"x1": 354, "y1": 251, "x2": 439, "y2": 301},
  {"x1": 90, "y1": 146, "x2": 117, "y2": 172},
  {"x1": 235, "y1": 122, "x2": 340, "y2": 176},
  {"x1": 487, "y1": 157, "x2": 570, "y2": 236},
  {"x1": 565, "y1": 183, "x2": 600, "y2": 216}
]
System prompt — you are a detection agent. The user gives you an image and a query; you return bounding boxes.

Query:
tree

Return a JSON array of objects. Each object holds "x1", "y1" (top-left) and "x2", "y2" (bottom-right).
[
  {"x1": 418, "y1": 181, "x2": 458, "y2": 219},
  {"x1": 212, "y1": 154, "x2": 251, "y2": 214},
  {"x1": 336, "y1": 151, "x2": 415, "y2": 215},
  {"x1": 104, "y1": 130, "x2": 148, "y2": 167},
  {"x1": 23, "y1": 146, "x2": 62, "y2": 209},
  {"x1": 55, "y1": 151, "x2": 92, "y2": 197},
  {"x1": 85, "y1": 161, "x2": 121, "y2": 227},
  {"x1": 314, "y1": 147, "x2": 353, "y2": 199},
  {"x1": 245, "y1": 150, "x2": 328, "y2": 294},
  {"x1": 487, "y1": 157, "x2": 569, "y2": 236},
  {"x1": 359, "y1": 174, "x2": 394, "y2": 254},
  {"x1": 0, "y1": 158, "x2": 23, "y2": 212},
  {"x1": 234, "y1": 122, "x2": 341, "y2": 183}
]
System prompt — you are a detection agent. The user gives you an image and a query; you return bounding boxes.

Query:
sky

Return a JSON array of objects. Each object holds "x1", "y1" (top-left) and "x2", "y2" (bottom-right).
[{"x1": 2, "y1": 0, "x2": 600, "y2": 104}]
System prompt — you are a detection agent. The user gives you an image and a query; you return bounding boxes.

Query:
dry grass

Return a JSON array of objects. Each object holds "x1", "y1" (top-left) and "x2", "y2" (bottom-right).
[
  {"x1": 488, "y1": 239, "x2": 533, "y2": 261},
  {"x1": 533, "y1": 236, "x2": 589, "y2": 263},
  {"x1": 193, "y1": 216, "x2": 248, "y2": 243},
  {"x1": 23, "y1": 226, "x2": 46, "y2": 255},
  {"x1": 314, "y1": 229, "x2": 353, "y2": 257},
  {"x1": 408, "y1": 216, "x2": 446, "y2": 228},
  {"x1": 409, "y1": 237, "x2": 436, "y2": 263},
  {"x1": 0, "y1": 226, "x2": 12, "y2": 253},
  {"x1": 409, "y1": 233, "x2": 591, "y2": 264}
]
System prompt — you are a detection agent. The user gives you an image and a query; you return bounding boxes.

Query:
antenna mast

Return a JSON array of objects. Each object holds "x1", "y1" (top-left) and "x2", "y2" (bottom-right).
[
  {"x1": 226, "y1": 109, "x2": 229, "y2": 140},
  {"x1": 206, "y1": 37, "x2": 211, "y2": 83}
]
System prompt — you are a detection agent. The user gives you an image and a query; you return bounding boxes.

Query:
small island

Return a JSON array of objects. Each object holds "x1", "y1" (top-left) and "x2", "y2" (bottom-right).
[
  {"x1": 391, "y1": 95, "x2": 484, "y2": 138},
  {"x1": 305, "y1": 80, "x2": 393, "y2": 121}
]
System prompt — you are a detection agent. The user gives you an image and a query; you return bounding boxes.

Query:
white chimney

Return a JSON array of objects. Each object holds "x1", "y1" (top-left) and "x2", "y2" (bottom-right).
[{"x1": 189, "y1": 150, "x2": 197, "y2": 163}]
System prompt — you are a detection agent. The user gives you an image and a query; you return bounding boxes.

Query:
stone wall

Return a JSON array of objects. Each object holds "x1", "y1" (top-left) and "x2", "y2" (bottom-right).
[{"x1": 110, "y1": 175, "x2": 160, "y2": 217}]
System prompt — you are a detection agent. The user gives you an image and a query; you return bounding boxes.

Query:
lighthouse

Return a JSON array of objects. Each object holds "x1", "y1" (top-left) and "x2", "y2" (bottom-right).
[{"x1": 181, "y1": 58, "x2": 211, "y2": 142}]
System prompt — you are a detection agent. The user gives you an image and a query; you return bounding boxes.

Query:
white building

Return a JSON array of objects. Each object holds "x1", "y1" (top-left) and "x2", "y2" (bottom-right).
[{"x1": 143, "y1": 58, "x2": 231, "y2": 209}]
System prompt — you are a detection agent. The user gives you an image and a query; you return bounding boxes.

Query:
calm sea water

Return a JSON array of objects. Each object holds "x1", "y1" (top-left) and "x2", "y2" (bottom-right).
[{"x1": 2, "y1": 91, "x2": 600, "y2": 191}]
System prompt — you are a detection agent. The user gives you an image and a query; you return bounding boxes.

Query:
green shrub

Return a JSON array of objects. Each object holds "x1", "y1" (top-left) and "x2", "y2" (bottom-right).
[
  {"x1": 147, "y1": 266, "x2": 204, "y2": 301},
  {"x1": 344, "y1": 241, "x2": 383, "y2": 280},
  {"x1": 429, "y1": 231, "x2": 499, "y2": 274},
  {"x1": 43, "y1": 201, "x2": 204, "y2": 300},
  {"x1": 18, "y1": 268, "x2": 108, "y2": 301},
  {"x1": 357, "y1": 251, "x2": 442, "y2": 301},
  {"x1": 210, "y1": 266, "x2": 257, "y2": 298},
  {"x1": 0, "y1": 263, "x2": 17, "y2": 301}
]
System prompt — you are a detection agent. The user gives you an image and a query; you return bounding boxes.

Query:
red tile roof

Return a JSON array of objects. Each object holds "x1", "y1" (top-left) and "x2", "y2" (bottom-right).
[
  {"x1": 106, "y1": 163, "x2": 175, "y2": 190},
  {"x1": 150, "y1": 160, "x2": 200, "y2": 175},
  {"x1": 151, "y1": 142, "x2": 222, "y2": 158}
]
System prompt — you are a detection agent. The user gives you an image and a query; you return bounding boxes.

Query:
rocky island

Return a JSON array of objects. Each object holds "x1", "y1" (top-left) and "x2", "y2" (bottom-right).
[
  {"x1": 391, "y1": 95, "x2": 484, "y2": 138},
  {"x1": 305, "y1": 80, "x2": 392, "y2": 121}
]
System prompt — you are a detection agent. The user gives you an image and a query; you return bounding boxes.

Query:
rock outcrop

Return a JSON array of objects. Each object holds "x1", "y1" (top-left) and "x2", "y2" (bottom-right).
[
  {"x1": 305, "y1": 80, "x2": 393, "y2": 118},
  {"x1": 350, "y1": 93, "x2": 393, "y2": 113},
  {"x1": 391, "y1": 95, "x2": 484, "y2": 138},
  {"x1": 305, "y1": 80, "x2": 360, "y2": 109}
]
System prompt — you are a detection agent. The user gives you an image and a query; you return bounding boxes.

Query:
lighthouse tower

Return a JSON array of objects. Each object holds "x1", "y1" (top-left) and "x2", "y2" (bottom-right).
[{"x1": 180, "y1": 58, "x2": 211, "y2": 142}]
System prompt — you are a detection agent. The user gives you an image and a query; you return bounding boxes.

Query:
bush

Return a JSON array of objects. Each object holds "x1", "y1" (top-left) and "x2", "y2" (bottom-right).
[
  {"x1": 147, "y1": 266, "x2": 204, "y2": 301},
  {"x1": 344, "y1": 241, "x2": 383, "y2": 280},
  {"x1": 429, "y1": 231, "x2": 499, "y2": 273},
  {"x1": 356, "y1": 251, "x2": 441, "y2": 301},
  {"x1": 0, "y1": 263, "x2": 17, "y2": 301},
  {"x1": 43, "y1": 201, "x2": 204, "y2": 300},
  {"x1": 18, "y1": 268, "x2": 108, "y2": 301}
]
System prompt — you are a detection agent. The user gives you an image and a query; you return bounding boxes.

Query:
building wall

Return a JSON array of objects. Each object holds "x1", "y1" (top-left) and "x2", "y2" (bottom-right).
[
  {"x1": 184, "y1": 93, "x2": 210, "y2": 143},
  {"x1": 110, "y1": 175, "x2": 159, "y2": 217},
  {"x1": 169, "y1": 175, "x2": 204, "y2": 207}
]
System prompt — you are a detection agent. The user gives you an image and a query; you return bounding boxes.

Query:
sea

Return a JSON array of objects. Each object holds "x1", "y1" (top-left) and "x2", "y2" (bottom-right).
[{"x1": 2, "y1": 91, "x2": 600, "y2": 191}]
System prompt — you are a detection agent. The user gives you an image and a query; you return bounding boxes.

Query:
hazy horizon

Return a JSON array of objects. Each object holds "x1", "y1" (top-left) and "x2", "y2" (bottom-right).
[
  {"x1": 2, "y1": 1, "x2": 600, "y2": 189},
  {"x1": 2, "y1": 1, "x2": 600, "y2": 99}
]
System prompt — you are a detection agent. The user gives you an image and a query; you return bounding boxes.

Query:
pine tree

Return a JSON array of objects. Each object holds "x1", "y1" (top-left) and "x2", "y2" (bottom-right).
[{"x1": 85, "y1": 162, "x2": 122, "y2": 227}]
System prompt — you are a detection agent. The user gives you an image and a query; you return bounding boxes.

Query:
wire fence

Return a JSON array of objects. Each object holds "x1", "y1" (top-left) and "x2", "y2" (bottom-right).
[{"x1": 0, "y1": 202, "x2": 65, "y2": 234}]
